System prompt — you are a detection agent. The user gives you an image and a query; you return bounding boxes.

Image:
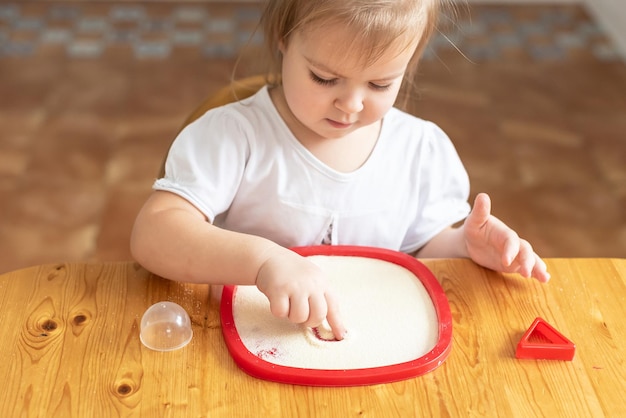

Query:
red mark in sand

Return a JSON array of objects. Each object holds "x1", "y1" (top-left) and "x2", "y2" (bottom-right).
[
  {"x1": 312, "y1": 327, "x2": 338, "y2": 342},
  {"x1": 257, "y1": 347, "x2": 279, "y2": 359}
]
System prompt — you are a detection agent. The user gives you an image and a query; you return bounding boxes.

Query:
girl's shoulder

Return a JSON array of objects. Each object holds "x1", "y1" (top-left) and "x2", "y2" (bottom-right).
[
  {"x1": 382, "y1": 107, "x2": 450, "y2": 144},
  {"x1": 175, "y1": 85, "x2": 292, "y2": 155},
  {"x1": 385, "y1": 107, "x2": 436, "y2": 127},
  {"x1": 193, "y1": 85, "x2": 269, "y2": 117},
  {"x1": 190, "y1": 85, "x2": 281, "y2": 131}
]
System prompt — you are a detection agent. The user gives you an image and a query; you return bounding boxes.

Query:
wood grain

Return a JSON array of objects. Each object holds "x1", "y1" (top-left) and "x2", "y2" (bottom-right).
[{"x1": 0, "y1": 259, "x2": 625, "y2": 417}]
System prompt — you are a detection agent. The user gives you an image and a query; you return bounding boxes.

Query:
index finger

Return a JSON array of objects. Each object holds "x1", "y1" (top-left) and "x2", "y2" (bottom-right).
[{"x1": 324, "y1": 291, "x2": 347, "y2": 341}]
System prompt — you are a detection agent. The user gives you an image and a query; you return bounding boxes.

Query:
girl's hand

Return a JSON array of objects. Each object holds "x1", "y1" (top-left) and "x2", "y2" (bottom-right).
[
  {"x1": 255, "y1": 247, "x2": 347, "y2": 340},
  {"x1": 463, "y1": 193, "x2": 550, "y2": 283}
]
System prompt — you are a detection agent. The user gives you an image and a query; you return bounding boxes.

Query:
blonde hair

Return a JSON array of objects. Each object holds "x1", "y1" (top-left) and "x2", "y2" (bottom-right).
[{"x1": 258, "y1": 0, "x2": 443, "y2": 104}]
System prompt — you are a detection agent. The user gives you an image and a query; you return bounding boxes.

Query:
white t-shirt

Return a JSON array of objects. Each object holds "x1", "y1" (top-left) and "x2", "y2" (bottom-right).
[{"x1": 154, "y1": 86, "x2": 470, "y2": 253}]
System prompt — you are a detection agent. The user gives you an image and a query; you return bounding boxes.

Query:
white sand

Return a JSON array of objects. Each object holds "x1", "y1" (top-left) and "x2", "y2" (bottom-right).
[{"x1": 232, "y1": 255, "x2": 439, "y2": 370}]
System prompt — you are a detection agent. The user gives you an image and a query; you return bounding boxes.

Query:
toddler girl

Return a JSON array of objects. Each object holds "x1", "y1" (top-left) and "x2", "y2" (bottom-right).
[{"x1": 131, "y1": 0, "x2": 550, "y2": 341}]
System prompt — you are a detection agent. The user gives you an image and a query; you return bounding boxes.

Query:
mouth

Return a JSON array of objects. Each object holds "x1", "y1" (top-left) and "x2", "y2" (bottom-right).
[{"x1": 326, "y1": 119, "x2": 354, "y2": 129}]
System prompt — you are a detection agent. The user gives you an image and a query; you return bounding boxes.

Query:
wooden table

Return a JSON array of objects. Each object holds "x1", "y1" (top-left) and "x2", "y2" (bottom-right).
[{"x1": 1, "y1": 258, "x2": 625, "y2": 417}]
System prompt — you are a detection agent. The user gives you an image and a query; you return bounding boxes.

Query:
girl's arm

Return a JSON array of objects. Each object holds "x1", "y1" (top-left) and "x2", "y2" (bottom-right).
[
  {"x1": 131, "y1": 190, "x2": 275, "y2": 285},
  {"x1": 131, "y1": 190, "x2": 347, "y2": 339},
  {"x1": 415, "y1": 193, "x2": 550, "y2": 283}
]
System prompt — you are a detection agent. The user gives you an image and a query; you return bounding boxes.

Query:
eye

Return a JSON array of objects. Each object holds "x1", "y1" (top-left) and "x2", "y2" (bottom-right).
[
  {"x1": 309, "y1": 71, "x2": 337, "y2": 86},
  {"x1": 369, "y1": 82, "x2": 392, "y2": 91}
]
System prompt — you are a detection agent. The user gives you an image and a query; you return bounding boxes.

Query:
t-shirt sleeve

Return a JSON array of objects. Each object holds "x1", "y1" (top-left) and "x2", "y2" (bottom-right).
[
  {"x1": 400, "y1": 121, "x2": 471, "y2": 253},
  {"x1": 153, "y1": 108, "x2": 250, "y2": 222}
]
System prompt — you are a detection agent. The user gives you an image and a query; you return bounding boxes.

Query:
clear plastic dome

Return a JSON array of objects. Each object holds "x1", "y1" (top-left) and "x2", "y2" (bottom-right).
[{"x1": 140, "y1": 301, "x2": 193, "y2": 351}]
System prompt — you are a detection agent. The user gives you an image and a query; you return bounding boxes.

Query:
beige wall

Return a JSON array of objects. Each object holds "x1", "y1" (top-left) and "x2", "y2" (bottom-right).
[
  {"x1": 464, "y1": 0, "x2": 577, "y2": 3},
  {"x1": 585, "y1": 0, "x2": 626, "y2": 59},
  {"x1": 466, "y1": 0, "x2": 626, "y2": 59}
]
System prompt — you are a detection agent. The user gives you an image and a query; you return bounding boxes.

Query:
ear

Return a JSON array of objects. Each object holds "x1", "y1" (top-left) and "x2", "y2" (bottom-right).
[{"x1": 278, "y1": 38, "x2": 287, "y2": 54}]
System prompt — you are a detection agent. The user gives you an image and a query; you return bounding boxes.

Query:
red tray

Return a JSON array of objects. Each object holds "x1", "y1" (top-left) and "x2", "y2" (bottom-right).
[{"x1": 220, "y1": 245, "x2": 453, "y2": 386}]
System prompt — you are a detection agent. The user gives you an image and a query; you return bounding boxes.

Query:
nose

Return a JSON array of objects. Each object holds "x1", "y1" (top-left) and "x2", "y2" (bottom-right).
[{"x1": 334, "y1": 88, "x2": 364, "y2": 114}]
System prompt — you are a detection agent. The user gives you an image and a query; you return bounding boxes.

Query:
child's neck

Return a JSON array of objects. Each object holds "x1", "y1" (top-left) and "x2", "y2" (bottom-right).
[
  {"x1": 269, "y1": 86, "x2": 381, "y2": 173},
  {"x1": 301, "y1": 123, "x2": 381, "y2": 173}
]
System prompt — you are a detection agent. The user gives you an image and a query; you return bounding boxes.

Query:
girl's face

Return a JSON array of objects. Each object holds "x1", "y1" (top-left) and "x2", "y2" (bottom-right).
[{"x1": 274, "y1": 23, "x2": 418, "y2": 143}]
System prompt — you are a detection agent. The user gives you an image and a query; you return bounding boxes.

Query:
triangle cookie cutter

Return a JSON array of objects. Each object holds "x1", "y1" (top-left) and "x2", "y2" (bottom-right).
[{"x1": 515, "y1": 317, "x2": 575, "y2": 361}]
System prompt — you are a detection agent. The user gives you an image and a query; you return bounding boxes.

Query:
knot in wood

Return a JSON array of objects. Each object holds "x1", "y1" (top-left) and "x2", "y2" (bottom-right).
[
  {"x1": 116, "y1": 383, "x2": 133, "y2": 396},
  {"x1": 73, "y1": 314, "x2": 87, "y2": 325},
  {"x1": 41, "y1": 319, "x2": 58, "y2": 332}
]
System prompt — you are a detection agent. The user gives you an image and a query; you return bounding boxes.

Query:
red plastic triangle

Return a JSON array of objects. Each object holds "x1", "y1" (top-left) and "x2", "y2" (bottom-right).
[{"x1": 515, "y1": 317, "x2": 575, "y2": 361}]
